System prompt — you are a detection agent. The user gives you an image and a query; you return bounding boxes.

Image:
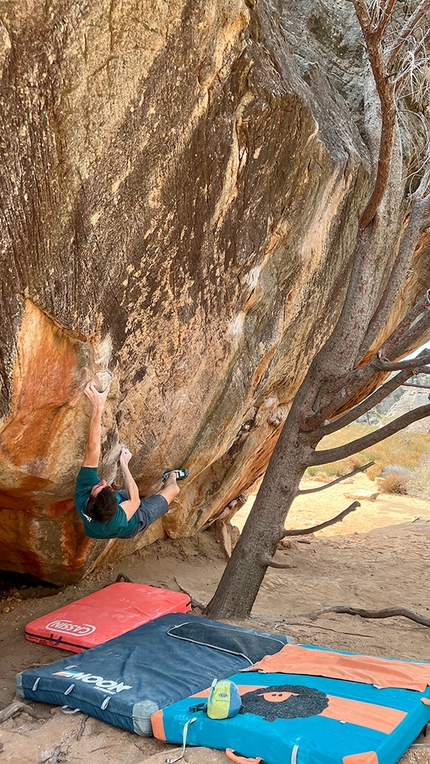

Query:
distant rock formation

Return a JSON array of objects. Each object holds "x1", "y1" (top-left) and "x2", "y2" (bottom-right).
[
  {"x1": 358, "y1": 375, "x2": 430, "y2": 431},
  {"x1": 386, "y1": 388, "x2": 430, "y2": 433},
  {"x1": 0, "y1": 0, "x2": 428, "y2": 583}
]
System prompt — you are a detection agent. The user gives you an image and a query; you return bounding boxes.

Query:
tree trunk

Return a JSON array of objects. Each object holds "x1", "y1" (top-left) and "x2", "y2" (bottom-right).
[{"x1": 205, "y1": 395, "x2": 314, "y2": 619}]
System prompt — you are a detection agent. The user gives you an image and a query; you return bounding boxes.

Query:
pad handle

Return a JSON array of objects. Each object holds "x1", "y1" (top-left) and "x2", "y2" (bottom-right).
[{"x1": 226, "y1": 749, "x2": 263, "y2": 764}]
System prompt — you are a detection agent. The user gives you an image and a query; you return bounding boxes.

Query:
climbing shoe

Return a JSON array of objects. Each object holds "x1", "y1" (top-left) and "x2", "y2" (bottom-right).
[{"x1": 162, "y1": 468, "x2": 189, "y2": 481}]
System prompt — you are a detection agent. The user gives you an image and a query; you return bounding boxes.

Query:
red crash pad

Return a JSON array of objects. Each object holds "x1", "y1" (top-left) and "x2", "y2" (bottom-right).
[{"x1": 25, "y1": 582, "x2": 191, "y2": 652}]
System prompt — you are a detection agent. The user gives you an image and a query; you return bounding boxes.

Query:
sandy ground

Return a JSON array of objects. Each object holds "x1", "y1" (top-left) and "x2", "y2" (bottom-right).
[{"x1": 0, "y1": 474, "x2": 429, "y2": 763}]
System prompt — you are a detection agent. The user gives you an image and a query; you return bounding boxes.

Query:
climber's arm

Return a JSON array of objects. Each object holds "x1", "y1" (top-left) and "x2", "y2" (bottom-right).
[
  {"x1": 82, "y1": 383, "x2": 110, "y2": 467},
  {"x1": 118, "y1": 448, "x2": 140, "y2": 520}
]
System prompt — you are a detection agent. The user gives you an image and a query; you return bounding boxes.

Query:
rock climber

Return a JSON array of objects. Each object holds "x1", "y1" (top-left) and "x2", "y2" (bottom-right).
[{"x1": 74, "y1": 381, "x2": 186, "y2": 539}]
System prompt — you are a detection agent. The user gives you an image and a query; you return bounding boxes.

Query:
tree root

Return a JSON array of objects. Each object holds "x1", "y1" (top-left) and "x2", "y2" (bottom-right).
[
  {"x1": 173, "y1": 577, "x2": 206, "y2": 611},
  {"x1": 250, "y1": 614, "x2": 374, "y2": 638},
  {"x1": 39, "y1": 741, "x2": 70, "y2": 764},
  {"x1": 0, "y1": 700, "x2": 41, "y2": 723},
  {"x1": 76, "y1": 714, "x2": 89, "y2": 741},
  {"x1": 261, "y1": 553, "x2": 296, "y2": 569},
  {"x1": 308, "y1": 605, "x2": 430, "y2": 627},
  {"x1": 115, "y1": 573, "x2": 133, "y2": 583}
]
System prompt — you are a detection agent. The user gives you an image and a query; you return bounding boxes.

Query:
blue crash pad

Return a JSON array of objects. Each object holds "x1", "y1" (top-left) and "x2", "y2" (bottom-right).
[{"x1": 152, "y1": 646, "x2": 430, "y2": 764}]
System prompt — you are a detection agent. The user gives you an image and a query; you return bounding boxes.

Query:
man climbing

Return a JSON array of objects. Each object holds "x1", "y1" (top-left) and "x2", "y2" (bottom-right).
[{"x1": 75, "y1": 381, "x2": 184, "y2": 539}]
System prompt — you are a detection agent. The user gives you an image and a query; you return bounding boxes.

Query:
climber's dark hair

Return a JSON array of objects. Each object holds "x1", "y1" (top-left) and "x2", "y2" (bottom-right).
[{"x1": 86, "y1": 487, "x2": 118, "y2": 523}]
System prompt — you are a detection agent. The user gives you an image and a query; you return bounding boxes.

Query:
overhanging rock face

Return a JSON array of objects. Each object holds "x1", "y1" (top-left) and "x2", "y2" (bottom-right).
[{"x1": 0, "y1": 0, "x2": 418, "y2": 583}]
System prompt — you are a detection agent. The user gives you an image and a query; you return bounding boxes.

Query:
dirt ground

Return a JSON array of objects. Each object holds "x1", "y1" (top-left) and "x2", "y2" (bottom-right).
[{"x1": 0, "y1": 474, "x2": 429, "y2": 763}]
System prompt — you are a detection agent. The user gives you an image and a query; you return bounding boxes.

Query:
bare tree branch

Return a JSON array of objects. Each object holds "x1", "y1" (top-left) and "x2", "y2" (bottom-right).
[
  {"x1": 369, "y1": 289, "x2": 430, "y2": 360},
  {"x1": 374, "y1": 349, "x2": 430, "y2": 370},
  {"x1": 308, "y1": 604, "x2": 430, "y2": 628},
  {"x1": 412, "y1": 162, "x2": 430, "y2": 201},
  {"x1": 357, "y1": 210, "x2": 430, "y2": 361},
  {"x1": 412, "y1": 366, "x2": 430, "y2": 373},
  {"x1": 374, "y1": 0, "x2": 397, "y2": 39},
  {"x1": 311, "y1": 401, "x2": 430, "y2": 465},
  {"x1": 309, "y1": 368, "x2": 411, "y2": 437},
  {"x1": 353, "y1": 0, "x2": 372, "y2": 33},
  {"x1": 414, "y1": 25, "x2": 430, "y2": 57},
  {"x1": 389, "y1": 314, "x2": 430, "y2": 360},
  {"x1": 261, "y1": 554, "x2": 295, "y2": 569},
  {"x1": 307, "y1": 0, "x2": 425, "y2": 377},
  {"x1": 394, "y1": 42, "x2": 430, "y2": 93},
  {"x1": 297, "y1": 463, "x2": 374, "y2": 494},
  {"x1": 305, "y1": 342, "x2": 429, "y2": 433},
  {"x1": 403, "y1": 381, "x2": 430, "y2": 390},
  {"x1": 353, "y1": 0, "x2": 397, "y2": 229},
  {"x1": 282, "y1": 502, "x2": 360, "y2": 536},
  {"x1": 387, "y1": 0, "x2": 430, "y2": 68}
]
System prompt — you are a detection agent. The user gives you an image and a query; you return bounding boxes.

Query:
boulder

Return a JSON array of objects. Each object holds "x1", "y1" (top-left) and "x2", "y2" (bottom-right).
[{"x1": 0, "y1": 0, "x2": 427, "y2": 582}]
